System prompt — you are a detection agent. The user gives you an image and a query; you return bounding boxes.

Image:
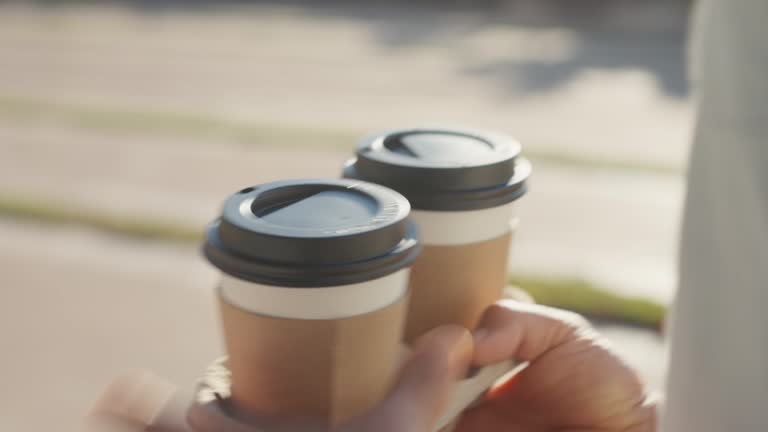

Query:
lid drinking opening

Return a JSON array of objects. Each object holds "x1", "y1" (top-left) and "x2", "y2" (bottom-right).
[{"x1": 385, "y1": 132, "x2": 495, "y2": 164}]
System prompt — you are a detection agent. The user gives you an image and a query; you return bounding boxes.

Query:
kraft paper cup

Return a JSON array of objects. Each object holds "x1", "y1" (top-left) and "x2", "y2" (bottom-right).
[
  {"x1": 343, "y1": 128, "x2": 531, "y2": 341},
  {"x1": 343, "y1": 129, "x2": 531, "y2": 430},
  {"x1": 203, "y1": 179, "x2": 421, "y2": 427}
]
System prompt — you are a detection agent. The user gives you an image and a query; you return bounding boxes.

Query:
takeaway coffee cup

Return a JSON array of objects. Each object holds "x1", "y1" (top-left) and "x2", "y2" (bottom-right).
[
  {"x1": 202, "y1": 179, "x2": 420, "y2": 426},
  {"x1": 343, "y1": 128, "x2": 530, "y2": 342}
]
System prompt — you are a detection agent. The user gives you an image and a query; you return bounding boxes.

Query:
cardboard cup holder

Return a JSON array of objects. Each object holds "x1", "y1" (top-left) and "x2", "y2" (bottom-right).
[{"x1": 187, "y1": 356, "x2": 520, "y2": 432}]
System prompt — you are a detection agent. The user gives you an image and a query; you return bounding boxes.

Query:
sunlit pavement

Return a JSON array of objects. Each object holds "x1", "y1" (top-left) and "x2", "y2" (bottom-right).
[
  {"x1": 0, "y1": 119, "x2": 683, "y2": 303},
  {"x1": 0, "y1": 2, "x2": 690, "y2": 168},
  {"x1": 0, "y1": 2, "x2": 690, "y2": 301},
  {"x1": 0, "y1": 221, "x2": 219, "y2": 432}
]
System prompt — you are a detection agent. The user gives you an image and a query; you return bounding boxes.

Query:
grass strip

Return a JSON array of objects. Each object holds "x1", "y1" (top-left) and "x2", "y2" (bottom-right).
[
  {"x1": 0, "y1": 96, "x2": 359, "y2": 149},
  {"x1": 0, "y1": 95, "x2": 681, "y2": 175},
  {"x1": 0, "y1": 192, "x2": 667, "y2": 330},
  {"x1": 509, "y1": 275, "x2": 665, "y2": 331},
  {"x1": 0, "y1": 194, "x2": 203, "y2": 243}
]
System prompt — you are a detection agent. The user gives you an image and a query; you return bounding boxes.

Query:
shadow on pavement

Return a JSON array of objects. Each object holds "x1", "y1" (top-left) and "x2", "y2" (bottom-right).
[{"x1": 34, "y1": 0, "x2": 690, "y2": 97}]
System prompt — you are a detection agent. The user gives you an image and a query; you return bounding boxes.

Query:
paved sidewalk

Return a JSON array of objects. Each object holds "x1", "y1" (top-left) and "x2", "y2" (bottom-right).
[
  {"x1": 0, "y1": 222, "x2": 219, "y2": 432},
  {"x1": 0, "y1": 2, "x2": 691, "y2": 169},
  {"x1": 0, "y1": 2, "x2": 690, "y2": 302},
  {"x1": 0, "y1": 119, "x2": 682, "y2": 302}
]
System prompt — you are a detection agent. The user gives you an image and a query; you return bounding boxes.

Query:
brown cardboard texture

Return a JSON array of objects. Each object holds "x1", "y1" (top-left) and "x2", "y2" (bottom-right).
[
  {"x1": 187, "y1": 356, "x2": 474, "y2": 432},
  {"x1": 218, "y1": 293, "x2": 407, "y2": 426},
  {"x1": 405, "y1": 231, "x2": 512, "y2": 343}
]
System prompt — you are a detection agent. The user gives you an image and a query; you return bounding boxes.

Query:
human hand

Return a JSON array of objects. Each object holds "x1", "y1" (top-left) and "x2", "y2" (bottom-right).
[
  {"x1": 88, "y1": 300, "x2": 656, "y2": 432},
  {"x1": 456, "y1": 300, "x2": 658, "y2": 432},
  {"x1": 86, "y1": 325, "x2": 474, "y2": 432}
]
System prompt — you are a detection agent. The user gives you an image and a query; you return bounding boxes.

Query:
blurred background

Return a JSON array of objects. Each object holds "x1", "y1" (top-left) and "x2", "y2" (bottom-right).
[{"x1": 0, "y1": 1, "x2": 691, "y2": 430}]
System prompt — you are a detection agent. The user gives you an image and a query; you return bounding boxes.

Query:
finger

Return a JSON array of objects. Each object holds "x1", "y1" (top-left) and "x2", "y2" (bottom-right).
[
  {"x1": 86, "y1": 370, "x2": 190, "y2": 432},
  {"x1": 472, "y1": 300, "x2": 592, "y2": 366},
  {"x1": 347, "y1": 325, "x2": 473, "y2": 432}
]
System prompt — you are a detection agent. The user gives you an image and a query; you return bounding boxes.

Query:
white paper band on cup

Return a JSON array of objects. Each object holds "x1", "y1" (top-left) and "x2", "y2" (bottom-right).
[
  {"x1": 410, "y1": 203, "x2": 516, "y2": 246},
  {"x1": 219, "y1": 270, "x2": 409, "y2": 320}
]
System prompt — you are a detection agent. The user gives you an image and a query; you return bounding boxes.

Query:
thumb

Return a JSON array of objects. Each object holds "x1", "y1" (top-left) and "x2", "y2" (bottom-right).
[
  {"x1": 472, "y1": 299, "x2": 591, "y2": 366},
  {"x1": 345, "y1": 325, "x2": 473, "y2": 432}
]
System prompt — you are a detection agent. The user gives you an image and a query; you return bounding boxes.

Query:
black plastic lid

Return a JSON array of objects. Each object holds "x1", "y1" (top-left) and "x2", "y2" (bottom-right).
[
  {"x1": 203, "y1": 179, "x2": 421, "y2": 287},
  {"x1": 343, "y1": 128, "x2": 531, "y2": 211}
]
